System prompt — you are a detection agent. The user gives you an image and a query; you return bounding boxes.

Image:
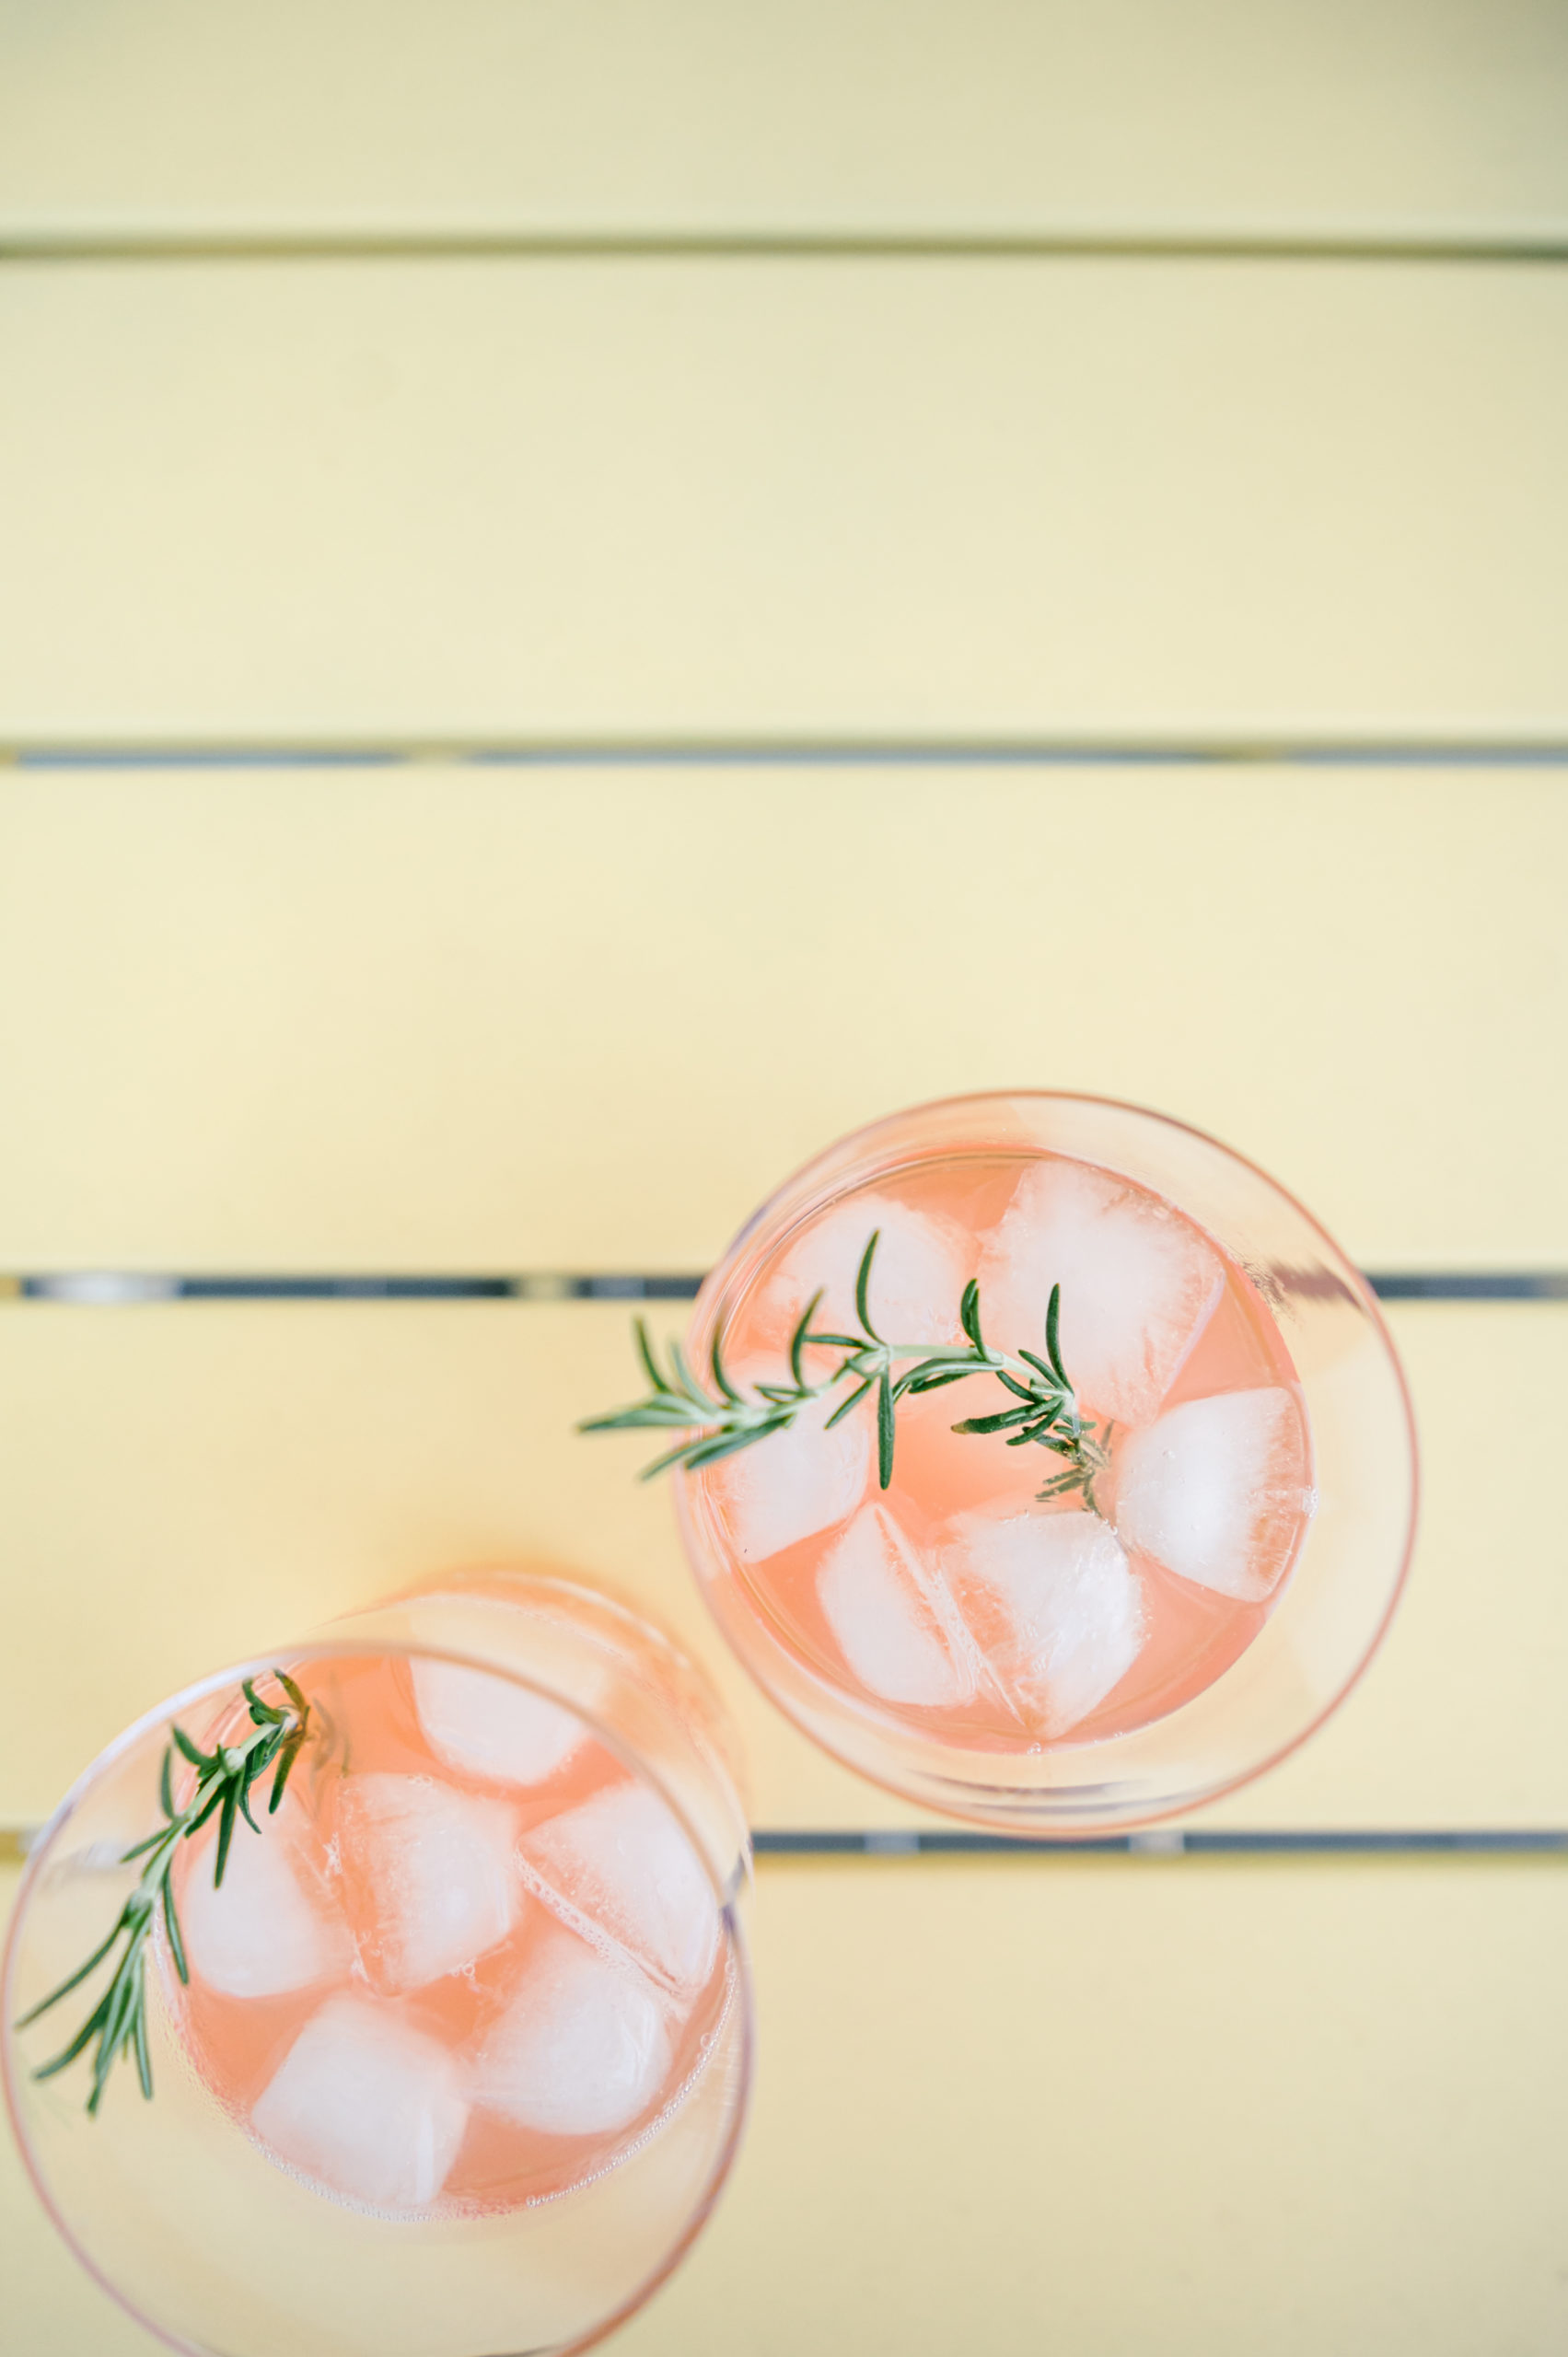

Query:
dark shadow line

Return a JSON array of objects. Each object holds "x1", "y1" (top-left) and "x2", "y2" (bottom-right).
[
  {"x1": 7, "y1": 1271, "x2": 1567, "y2": 1305},
  {"x1": 753, "y1": 1828, "x2": 1568, "y2": 1856},
  {"x1": 10, "y1": 746, "x2": 404, "y2": 770},
  {"x1": 4, "y1": 229, "x2": 1568, "y2": 268},
  {"x1": 1365, "y1": 1271, "x2": 1568, "y2": 1300},
  {"x1": 11, "y1": 740, "x2": 1568, "y2": 771}
]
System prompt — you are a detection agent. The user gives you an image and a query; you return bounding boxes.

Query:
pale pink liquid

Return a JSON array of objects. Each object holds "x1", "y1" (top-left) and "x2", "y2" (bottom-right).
[
  {"x1": 694, "y1": 1151, "x2": 1314, "y2": 1748},
  {"x1": 165, "y1": 1649, "x2": 730, "y2": 2215}
]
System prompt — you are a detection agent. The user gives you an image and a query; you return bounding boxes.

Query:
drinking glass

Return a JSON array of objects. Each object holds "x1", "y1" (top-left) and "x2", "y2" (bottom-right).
[
  {"x1": 5, "y1": 1565, "x2": 752, "y2": 2357},
  {"x1": 672, "y1": 1092, "x2": 1418, "y2": 1833}
]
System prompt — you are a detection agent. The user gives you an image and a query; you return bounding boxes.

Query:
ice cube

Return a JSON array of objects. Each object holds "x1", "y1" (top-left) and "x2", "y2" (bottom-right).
[
  {"x1": 976, "y1": 1160, "x2": 1224, "y2": 1427},
  {"x1": 339, "y1": 1774, "x2": 518, "y2": 1993},
  {"x1": 411, "y1": 1656, "x2": 585, "y2": 1788},
  {"x1": 818, "y1": 1504, "x2": 974, "y2": 1708},
  {"x1": 707, "y1": 1383, "x2": 871, "y2": 1562},
  {"x1": 945, "y1": 1508, "x2": 1144, "y2": 1736},
  {"x1": 760, "y1": 1191, "x2": 969, "y2": 1348},
  {"x1": 476, "y1": 1926, "x2": 672, "y2": 2138},
  {"x1": 251, "y1": 1992, "x2": 469, "y2": 2212},
  {"x1": 180, "y1": 1803, "x2": 349, "y2": 2001},
  {"x1": 520, "y1": 1780, "x2": 719, "y2": 1996},
  {"x1": 1113, "y1": 1387, "x2": 1309, "y2": 1602}
]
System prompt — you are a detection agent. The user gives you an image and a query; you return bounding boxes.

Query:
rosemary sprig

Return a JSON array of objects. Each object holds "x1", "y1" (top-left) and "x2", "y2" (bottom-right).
[
  {"x1": 580, "y1": 1234, "x2": 1112, "y2": 1512},
  {"x1": 17, "y1": 1671, "x2": 311, "y2": 2116}
]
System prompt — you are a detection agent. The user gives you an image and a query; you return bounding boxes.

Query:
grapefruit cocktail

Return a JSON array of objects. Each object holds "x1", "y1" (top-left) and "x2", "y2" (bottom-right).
[
  {"x1": 5, "y1": 1570, "x2": 752, "y2": 2357},
  {"x1": 589, "y1": 1094, "x2": 1417, "y2": 1832}
]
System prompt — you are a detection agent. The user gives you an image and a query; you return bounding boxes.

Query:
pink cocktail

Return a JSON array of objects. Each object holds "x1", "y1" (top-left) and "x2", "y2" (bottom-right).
[
  {"x1": 169, "y1": 1649, "x2": 733, "y2": 2218},
  {"x1": 650, "y1": 1095, "x2": 1416, "y2": 1832},
  {"x1": 5, "y1": 1568, "x2": 752, "y2": 2357},
  {"x1": 707, "y1": 1150, "x2": 1312, "y2": 1744}
]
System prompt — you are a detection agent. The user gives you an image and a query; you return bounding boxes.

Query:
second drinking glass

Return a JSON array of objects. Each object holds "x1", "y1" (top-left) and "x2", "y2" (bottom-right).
[{"x1": 6, "y1": 1565, "x2": 752, "y2": 2357}]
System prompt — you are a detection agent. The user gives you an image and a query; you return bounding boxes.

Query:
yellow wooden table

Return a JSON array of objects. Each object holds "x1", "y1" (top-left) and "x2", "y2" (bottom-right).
[{"x1": 4, "y1": 6, "x2": 1567, "y2": 2349}]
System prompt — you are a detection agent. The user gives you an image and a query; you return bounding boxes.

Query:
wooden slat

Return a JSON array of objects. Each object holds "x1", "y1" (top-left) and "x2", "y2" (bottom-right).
[
  {"x1": 7, "y1": 1854, "x2": 1568, "y2": 2352},
  {"x1": 0, "y1": 767, "x2": 1563, "y2": 1270},
  {"x1": 0, "y1": 263, "x2": 1566, "y2": 744},
  {"x1": 1, "y1": 1, "x2": 1565, "y2": 247},
  {"x1": 626, "y1": 1858, "x2": 1568, "y2": 2354},
  {"x1": 0, "y1": 1300, "x2": 1560, "y2": 1833}
]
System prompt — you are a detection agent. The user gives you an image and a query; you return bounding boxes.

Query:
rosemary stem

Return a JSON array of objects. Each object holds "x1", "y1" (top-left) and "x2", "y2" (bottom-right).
[
  {"x1": 821, "y1": 1337, "x2": 1084, "y2": 1438},
  {"x1": 581, "y1": 1238, "x2": 1106, "y2": 1505},
  {"x1": 17, "y1": 1677, "x2": 311, "y2": 2114}
]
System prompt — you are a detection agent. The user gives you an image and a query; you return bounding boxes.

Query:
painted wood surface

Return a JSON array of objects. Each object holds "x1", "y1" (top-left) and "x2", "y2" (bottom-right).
[
  {"x1": 3, "y1": 5, "x2": 1564, "y2": 2349},
  {"x1": 1, "y1": 767, "x2": 1562, "y2": 1271},
  {"x1": 1, "y1": 262, "x2": 1566, "y2": 745},
  {"x1": 2, "y1": 0, "x2": 1565, "y2": 247}
]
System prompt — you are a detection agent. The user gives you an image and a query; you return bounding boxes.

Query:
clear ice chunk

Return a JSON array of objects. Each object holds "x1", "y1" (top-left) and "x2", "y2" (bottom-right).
[
  {"x1": 411, "y1": 1655, "x2": 585, "y2": 1788},
  {"x1": 250, "y1": 1991, "x2": 470, "y2": 2212},
  {"x1": 818, "y1": 1504, "x2": 974, "y2": 1708},
  {"x1": 520, "y1": 1779, "x2": 719, "y2": 1997},
  {"x1": 476, "y1": 1926, "x2": 672, "y2": 2139},
  {"x1": 180, "y1": 1802, "x2": 348, "y2": 2000},
  {"x1": 944, "y1": 1508, "x2": 1144, "y2": 1736},
  {"x1": 1113, "y1": 1387, "x2": 1308, "y2": 1602},
  {"x1": 976, "y1": 1160, "x2": 1224, "y2": 1427},
  {"x1": 708, "y1": 1383, "x2": 871, "y2": 1562},
  {"x1": 759, "y1": 1191, "x2": 970, "y2": 1347},
  {"x1": 339, "y1": 1774, "x2": 519, "y2": 1994}
]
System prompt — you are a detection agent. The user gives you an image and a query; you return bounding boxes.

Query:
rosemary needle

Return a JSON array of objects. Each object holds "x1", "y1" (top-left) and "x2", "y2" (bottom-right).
[
  {"x1": 17, "y1": 1671, "x2": 312, "y2": 2116},
  {"x1": 581, "y1": 1234, "x2": 1112, "y2": 1513}
]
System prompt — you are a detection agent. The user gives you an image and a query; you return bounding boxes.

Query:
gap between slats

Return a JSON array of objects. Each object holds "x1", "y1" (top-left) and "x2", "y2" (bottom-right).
[
  {"x1": 3, "y1": 1271, "x2": 1564, "y2": 1303},
  {"x1": 6, "y1": 232, "x2": 1568, "y2": 266},
  {"x1": 10, "y1": 741, "x2": 1568, "y2": 767}
]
